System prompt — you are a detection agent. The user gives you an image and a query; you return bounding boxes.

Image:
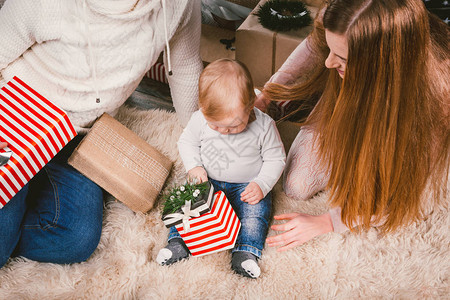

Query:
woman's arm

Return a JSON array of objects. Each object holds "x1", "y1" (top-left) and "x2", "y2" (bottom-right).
[
  {"x1": 165, "y1": 0, "x2": 203, "y2": 126},
  {"x1": 265, "y1": 126, "x2": 350, "y2": 251},
  {"x1": 328, "y1": 207, "x2": 350, "y2": 233},
  {"x1": 284, "y1": 127, "x2": 351, "y2": 233},
  {"x1": 269, "y1": 37, "x2": 318, "y2": 87},
  {"x1": 255, "y1": 37, "x2": 317, "y2": 113},
  {"x1": 0, "y1": 0, "x2": 42, "y2": 70},
  {"x1": 283, "y1": 127, "x2": 329, "y2": 200},
  {"x1": 255, "y1": 5, "x2": 327, "y2": 115}
]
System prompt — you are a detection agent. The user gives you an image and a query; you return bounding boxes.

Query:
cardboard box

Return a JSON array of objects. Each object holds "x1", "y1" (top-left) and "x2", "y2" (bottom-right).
[
  {"x1": 175, "y1": 191, "x2": 241, "y2": 257},
  {"x1": 162, "y1": 181, "x2": 215, "y2": 228},
  {"x1": 235, "y1": 0, "x2": 320, "y2": 87},
  {"x1": 201, "y1": 23, "x2": 236, "y2": 64},
  {"x1": 0, "y1": 76, "x2": 77, "y2": 207},
  {"x1": 68, "y1": 113, "x2": 172, "y2": 213},
  {"x1": 199, "y1": 1, "x2": 262, "y2": 65}
]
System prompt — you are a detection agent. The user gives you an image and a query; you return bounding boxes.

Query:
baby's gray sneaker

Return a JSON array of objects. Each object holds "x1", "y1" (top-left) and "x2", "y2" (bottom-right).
[
  {"x1": 231, "y1": 251, "x2": 261, "y2": 279},
  {"x1": 156, "y1": 238, "x2": 190, "y2": 266}
]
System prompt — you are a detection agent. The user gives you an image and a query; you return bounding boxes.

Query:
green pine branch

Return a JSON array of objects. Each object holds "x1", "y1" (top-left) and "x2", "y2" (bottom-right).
[{"x1": 162, "y1": 181, "x2": 210, "y2": 215}]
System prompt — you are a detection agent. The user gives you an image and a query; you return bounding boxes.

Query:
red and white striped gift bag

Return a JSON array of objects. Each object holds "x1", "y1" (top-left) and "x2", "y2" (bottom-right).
[
  {"x1": 176, "y1": 191, "x2": 241, "y2": 257},
  {"x1": 0, "y1": 76, "x2": 77, "y2": 207},
  {"x1": 145, "y1": 62, "x2": 169, "y2": 84}
]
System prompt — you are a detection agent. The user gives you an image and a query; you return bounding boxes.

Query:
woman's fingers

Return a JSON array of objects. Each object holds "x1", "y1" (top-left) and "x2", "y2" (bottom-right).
[
  {"x1": 0, "y1": 142, "x2": 7, "y2": 149},
  {"x1": 267, "y1": 221, "x2": 298, "y2": 242},
  {"x1": 266, "y1": 228, "x2": 300, "y2": 248},
  {"x1": 266, "y1": 239, "x2": 286, "y2": 247},
  {"x1": 266, "y1": 213, "x2": 307, "y2": 249},
  {"x1": 269, "y1": 214, "x2": 300, "y2": 231},
  {"x1": 267, "y1": 213, "x2": 333, "y2": 251},
  {"x1": 266, "y1": 233, "x2": 291, "y2": 246},
  {"x1": 270, "y1": 222, "x2": 291, "y2": 232},
  {"x1": 273, "y1": 213, "x2": 301, "y2": 220},
  {"x1": 276, "y1": 240, "x2": 304, "y2": 252},
  {"x1": 254, "y1": 92, "x2": 270, "y2": 112}
]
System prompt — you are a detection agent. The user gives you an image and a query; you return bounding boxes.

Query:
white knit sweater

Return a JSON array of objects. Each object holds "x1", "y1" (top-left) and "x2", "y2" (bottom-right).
[{"x1": 0, "y1": 0, "x2": 203, "y2": 132}]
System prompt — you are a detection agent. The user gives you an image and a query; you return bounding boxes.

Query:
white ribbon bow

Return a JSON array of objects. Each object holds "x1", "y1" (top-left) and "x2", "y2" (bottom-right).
[{"x1": 170, "y1": 200, "x2": 200, "y2": 233}]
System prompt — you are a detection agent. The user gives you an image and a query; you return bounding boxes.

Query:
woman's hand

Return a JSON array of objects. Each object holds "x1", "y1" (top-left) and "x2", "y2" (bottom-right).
[
  {"x1": 187, "y1": 166, "x2": 208, "y2": 183},
  {"x1": 0, "y1": 142, "x2": 7, "y2": 149},
  {"x1": 254, "y1": 92, "x2": 271, "y2": 112},
  {"x1": 240, "y1": 181, "x2": 264, "y2": 205},
  {"x1": 266, "y1": 212, "x2": 333, "y2": 251}
]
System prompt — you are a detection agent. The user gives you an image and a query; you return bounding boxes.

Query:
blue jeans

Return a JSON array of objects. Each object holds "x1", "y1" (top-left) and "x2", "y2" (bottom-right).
[
  {"x1": 0, "y1": 135, "x2": 104, "y2": 268},
  {"x1": 169, "y1": 178, "x2": 271, "y2": 258}
]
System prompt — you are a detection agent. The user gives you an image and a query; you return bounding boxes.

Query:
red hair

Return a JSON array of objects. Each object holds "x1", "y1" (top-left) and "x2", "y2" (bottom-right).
[{"x1": 264, "y1": 0, "x2": 449, "y2": 232}]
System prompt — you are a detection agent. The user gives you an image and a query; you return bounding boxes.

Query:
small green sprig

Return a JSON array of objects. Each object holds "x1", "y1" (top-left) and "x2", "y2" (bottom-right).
[{"x1": 162, "y1": 181, "x2": 209, "y2": 215}]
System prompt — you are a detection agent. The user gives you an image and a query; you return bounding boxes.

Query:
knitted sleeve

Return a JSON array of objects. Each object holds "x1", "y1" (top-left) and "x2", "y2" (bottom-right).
[
  {"x1": 283, "y1": 127, "x2": 329, "y2": 200},
  {"x1": 282, "y1": 127, "x2": 350, "y2": 233},
  {"x1": 0, "y1": 0, "x2": 40, "y2": 70},
  {"x1": 265, "y1": 37, "x2": 322, "y2": 119},
  {"x1": 165, "y1": 0, "x2": 203, "y2": 127},
  {"x1": 0, "y1": 0, "x2": 61, "y2": 72},
  {"x1": 267, "y1": 37, "x2": 316, "y2": 87}
]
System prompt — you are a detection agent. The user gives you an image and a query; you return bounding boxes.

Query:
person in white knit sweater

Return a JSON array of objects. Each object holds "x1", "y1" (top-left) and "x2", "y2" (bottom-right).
[{"x1": 0, "y1": 0, "x2": 203, "y2": 268}]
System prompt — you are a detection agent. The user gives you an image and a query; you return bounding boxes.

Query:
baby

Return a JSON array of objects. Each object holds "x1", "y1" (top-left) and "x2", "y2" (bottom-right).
[{"x1": 157, "y1": 58, "x2": 286, "y2": 279}]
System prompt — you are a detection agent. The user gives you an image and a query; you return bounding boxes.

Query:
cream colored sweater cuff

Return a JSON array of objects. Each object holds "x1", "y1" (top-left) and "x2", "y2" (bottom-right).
[{"x1": 328, "y1": 207, "x2": 349, "y2": 233}]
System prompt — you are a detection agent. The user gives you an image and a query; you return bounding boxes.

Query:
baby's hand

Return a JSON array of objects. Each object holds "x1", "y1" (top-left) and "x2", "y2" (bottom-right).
[
  {"x1": 187, "y1": 166, "x2": 208, "y2": 183},
  {"x1": 240, "y1": 182, "x2": 264, "y2": 205}
]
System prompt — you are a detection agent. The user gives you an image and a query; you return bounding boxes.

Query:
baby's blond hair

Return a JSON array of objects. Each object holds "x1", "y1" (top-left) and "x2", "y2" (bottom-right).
[{"x1": 199, "y1": 58, "x2": 255, "y2": 120}]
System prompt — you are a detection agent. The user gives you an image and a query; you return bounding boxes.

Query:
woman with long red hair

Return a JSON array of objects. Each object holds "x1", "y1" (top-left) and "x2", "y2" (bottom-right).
[{"x1": 262, "y1": 0, "x2": 449, "y2": 250}]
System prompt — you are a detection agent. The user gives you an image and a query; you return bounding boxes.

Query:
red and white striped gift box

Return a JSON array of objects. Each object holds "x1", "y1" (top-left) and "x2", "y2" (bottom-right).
[
  {"x1": 175, "y1": 191, "x2": 241, "y2": 257},
  {"x1": 145, "y1": 62, "x2": 168, "y2": 84},
  {"x1": 0, "y1": 76, "x2": 77, "y2": 207}
]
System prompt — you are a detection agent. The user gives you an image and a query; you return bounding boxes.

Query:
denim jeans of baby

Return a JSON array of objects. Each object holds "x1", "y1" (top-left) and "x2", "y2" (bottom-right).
[
  {"x1": 0, "y1": 135, "x2": 104, "y2": 268},
  {"x1": 168, "y1": 178, "x2": 271, "y2": 258}
]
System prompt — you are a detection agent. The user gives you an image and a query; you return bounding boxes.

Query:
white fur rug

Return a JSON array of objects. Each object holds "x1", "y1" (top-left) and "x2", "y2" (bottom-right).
[{"x1": 0, "y1": 106, "x2": 448, "y2": 299}]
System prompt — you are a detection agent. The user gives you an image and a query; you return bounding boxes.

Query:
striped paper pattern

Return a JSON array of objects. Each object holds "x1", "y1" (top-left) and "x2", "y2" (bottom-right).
[
  {"x1": 145, "y1": 62, "x2": 169, "y2": 84},
  {"x1": 176, "y1": 191, "x2": 241, "y2": 257},
  {"x1": 0, "y1": 76, "x2": 77, "y2": 207}
]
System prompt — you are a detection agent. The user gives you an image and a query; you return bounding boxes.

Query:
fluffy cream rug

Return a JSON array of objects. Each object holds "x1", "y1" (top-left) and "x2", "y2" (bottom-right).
[{"x1": 0, "y1": 106, "x2": 448, "y2": 299}]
